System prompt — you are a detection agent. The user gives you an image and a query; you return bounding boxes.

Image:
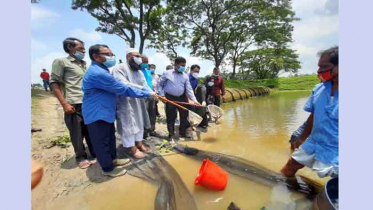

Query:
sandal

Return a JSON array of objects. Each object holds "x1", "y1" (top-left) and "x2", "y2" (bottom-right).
[
  {"x1": 130, "y1": 148, "x2": 145, "y2": 159},
  {"x1": 77, "y1": 160, "x2": 91, "y2": 169},
  {"x1": 137, "y1": 144, "x2": 152, "y2": 154}
]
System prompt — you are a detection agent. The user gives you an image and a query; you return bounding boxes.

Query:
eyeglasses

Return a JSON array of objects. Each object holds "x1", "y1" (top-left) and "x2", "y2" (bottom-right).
[{"x1": 99, "y1": 53, "x2": 115, "y2": 57}]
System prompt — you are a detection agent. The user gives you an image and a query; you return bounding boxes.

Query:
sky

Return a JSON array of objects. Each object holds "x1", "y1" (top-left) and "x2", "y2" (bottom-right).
[{"x1": 31, "y1": 0, "x2": 339, "y2": 84}]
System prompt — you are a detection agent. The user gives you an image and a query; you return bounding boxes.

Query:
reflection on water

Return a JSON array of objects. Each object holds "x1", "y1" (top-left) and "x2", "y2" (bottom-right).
[{"x1": 47, "y1": 91, "x2": 327, "y2": 210}]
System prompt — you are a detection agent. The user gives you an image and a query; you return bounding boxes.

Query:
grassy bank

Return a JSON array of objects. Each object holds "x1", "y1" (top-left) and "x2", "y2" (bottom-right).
[{"x1": 224, "y1": 75, "x2": 319, "y2": 91}]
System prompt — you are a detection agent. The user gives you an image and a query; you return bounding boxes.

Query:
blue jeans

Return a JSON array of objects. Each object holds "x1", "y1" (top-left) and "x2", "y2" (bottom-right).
[{"x1": 42, "y1": 79, "x2": 49, "y2": 91}]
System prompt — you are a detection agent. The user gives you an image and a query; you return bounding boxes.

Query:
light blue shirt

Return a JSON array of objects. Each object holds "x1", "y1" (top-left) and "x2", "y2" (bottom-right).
[
  {"x1": 82, "y1": 62, "x2": 150, "y2": 125},
  {"x1": 301, "y1": 81, "x2": 339, "y2": 166},
  {"x1": 157, "y1": 69, "x2": 197, "y2": 102}
]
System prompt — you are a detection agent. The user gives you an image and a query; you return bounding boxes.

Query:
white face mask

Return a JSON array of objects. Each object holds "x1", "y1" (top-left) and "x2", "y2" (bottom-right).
[
  {"x1": 134, "y1": 57, "x2": 142, "y2": 65},
  {"x1": 208, "y1": 82, "x2": 214, "y2": 86},
  {"x1": 192, "y1": 73, "x2": 199, "y2": 78}
]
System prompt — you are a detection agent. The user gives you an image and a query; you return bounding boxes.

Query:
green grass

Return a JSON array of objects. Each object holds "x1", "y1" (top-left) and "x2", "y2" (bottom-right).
[{"x1": 224, "y1": 75, "x2": 320, "y2": 91}]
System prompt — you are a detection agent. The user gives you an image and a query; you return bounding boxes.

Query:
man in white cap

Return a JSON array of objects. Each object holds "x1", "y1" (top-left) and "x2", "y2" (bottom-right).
[{"x1": 111, "y1": 48, "x2": 153, "y2": 159}]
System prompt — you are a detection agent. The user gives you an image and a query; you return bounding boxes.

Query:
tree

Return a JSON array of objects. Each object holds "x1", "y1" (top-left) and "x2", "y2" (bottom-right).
[
  {"x1": 147, "y1": 7, "x2": 187, "y2": 61},
  {"x1": 240, "y1": 47, "x2": 301, "y2": 79},
  {"x1": 228, "y1": 0, "x2": 298, "y2": 79},
  {"x1": 168, "y1": 0, "x2": 248, "y2": 68},
  {"x1": 72, "y1": 0, "x2": 164, "y2": 53}
]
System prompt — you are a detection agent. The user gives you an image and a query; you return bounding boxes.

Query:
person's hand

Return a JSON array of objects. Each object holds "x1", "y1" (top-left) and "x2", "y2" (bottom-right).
[
  {"x1": 194, "y1": 101, "x2": 202, "y2": 106},
  {"x1": 63, "y1": 103, "x2": 75, "y2": 114},
  {"x1": 202, "y1": 101, "x2": 206, "y2": 106},
  {"x1": 158, "y1": 95, "x2": 167, "y2": 103},
  {"x1": 148, "y1": 91, "x2": 157, "y2": 99}
]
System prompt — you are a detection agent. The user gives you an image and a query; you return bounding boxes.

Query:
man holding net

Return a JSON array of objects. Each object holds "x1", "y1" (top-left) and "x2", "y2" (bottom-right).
[{"x1": 157, "y1": 57, "x2": 200, "y2": 140}]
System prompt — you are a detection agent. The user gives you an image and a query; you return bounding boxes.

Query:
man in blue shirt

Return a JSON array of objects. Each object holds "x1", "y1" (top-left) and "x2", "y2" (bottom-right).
[
  {"x1": 157, "y1": 57, "x2": 200, "y2": 139},
  {"x1": 189, "y1": 64, "x2": 200, "y2": 91},
  {"x1": 281, "y1": 46, "x2": 339, "y2": 178},
  {"x1": 82, "y1": 44, "x2": 154, "y2": 177}
]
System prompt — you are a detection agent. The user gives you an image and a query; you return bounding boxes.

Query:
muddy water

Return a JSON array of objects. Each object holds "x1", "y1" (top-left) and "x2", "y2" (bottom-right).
[{"x1": 48, "y1": 91, "x2": 328, "y2": 210}]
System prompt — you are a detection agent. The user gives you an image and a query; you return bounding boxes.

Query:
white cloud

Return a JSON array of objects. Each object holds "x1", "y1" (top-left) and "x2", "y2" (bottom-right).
[
  {"x1": 147, "y1": 52, "x2": 171, "y2": 75},
  {"x1": 31, "y1": 52, "x2": 65, "y2": 84},
  {"x1": 293, "y1": 15, "x2": 339, "y2": 40},
  {"x1": 292, "y1": 43, "x2": 318, "y2": 57},
  {"x1": 31, "y1": 6, "x2": 59, "y2": 21},
  {"x1": 70, "y1": 29, "x2": 103, "y2": 43},
  {"x1": 31, "y1": 39, "x2": 47, "y2": 51}
]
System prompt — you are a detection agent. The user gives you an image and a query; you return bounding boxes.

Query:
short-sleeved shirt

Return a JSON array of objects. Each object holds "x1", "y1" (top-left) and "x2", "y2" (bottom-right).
[
  {"x1": 301, "y1": 81, "x2": 339, "y2": 166},
  {"x1": 50, "y1": 56, "x2": 87, "y2": 104}
]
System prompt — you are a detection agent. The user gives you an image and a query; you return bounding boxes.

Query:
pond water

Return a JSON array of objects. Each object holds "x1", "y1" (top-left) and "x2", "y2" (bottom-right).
[{"x1": 49, "y1": 91, "x2": 328, "y2": 210}]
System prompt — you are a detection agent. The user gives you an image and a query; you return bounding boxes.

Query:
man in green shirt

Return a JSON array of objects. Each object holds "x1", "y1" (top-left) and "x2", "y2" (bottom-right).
[{"x1": 50, "y1": 37, "x2": 95, "y2": 169}]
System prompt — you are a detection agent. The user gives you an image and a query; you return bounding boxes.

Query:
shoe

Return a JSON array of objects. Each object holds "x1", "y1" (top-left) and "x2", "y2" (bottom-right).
[
  {"x1": 102, "y1": 167, "x2": 127, "y2": 177},
  {"x1": 149, "y1": 131, "x2": 158, "y2": 137},
  {"x1": 113, "y1": 158, "x2": 131, "y2": 166},
  {"x1": 180, "y1": 133, "x2": 192, "y2": 139}
]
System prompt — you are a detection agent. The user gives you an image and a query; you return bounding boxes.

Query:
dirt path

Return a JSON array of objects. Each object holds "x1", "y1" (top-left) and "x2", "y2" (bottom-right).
[
  {"x1": 31, "y1": 90, "x2": 172, "y2": 210},
  {"x1": 31, "y1": 90, "x2": 91, "y2": 209}
]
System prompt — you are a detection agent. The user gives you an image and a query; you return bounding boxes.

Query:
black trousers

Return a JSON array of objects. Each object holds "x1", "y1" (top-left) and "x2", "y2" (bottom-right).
[
  {"x1": 165, "y1": 93, "x2": 190, "y2": 136},
  {"x1": 213, "y1": 96, "x2": 221, "y2": 107},
  {"x1": 64, "y1": 104, "x2": 96, "y2": 162},
  {"x1": 144, "y1": 98, "x2": 156, "y2": 137},
  {"x1": 193, "y1": 106, "x2": 209, "y2": 127},
  {"x1": 155, "y1": 100, "x2": 160, "y2": 116},
  {"x1": 86, "y1": 120, "x2": 117, "y2": 172}
]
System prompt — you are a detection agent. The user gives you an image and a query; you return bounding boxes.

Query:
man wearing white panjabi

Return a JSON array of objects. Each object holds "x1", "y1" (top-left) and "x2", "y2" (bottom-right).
[{"x1": 111, "y1": 48, "x2": 152, "y2": 159}]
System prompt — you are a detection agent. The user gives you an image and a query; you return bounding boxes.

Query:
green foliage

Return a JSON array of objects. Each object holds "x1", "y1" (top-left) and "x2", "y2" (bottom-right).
[
  {"x1": 72, "y1": 0, "x2": 164, "y2": 53},
  {"x1": 239, "y1": 47, "x2": 301, "y2": 79},
  {"x1": 224, "y1": 75, "x2": 319, "y2": 91},
  {"x1": 48, "y1": 135, "x2": 71, "y2": 148}
]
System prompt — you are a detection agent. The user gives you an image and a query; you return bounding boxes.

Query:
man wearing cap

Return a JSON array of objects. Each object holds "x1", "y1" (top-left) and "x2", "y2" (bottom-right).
[
  {"x1": 157, "y1": 57, "x2": 200, "y2": 139},
  {"x1": 111, "y1": 48, "x2": 153, "y2": 159},
  {"x1": 83, "y1": 45, "x2": 154, "y2": 176}
]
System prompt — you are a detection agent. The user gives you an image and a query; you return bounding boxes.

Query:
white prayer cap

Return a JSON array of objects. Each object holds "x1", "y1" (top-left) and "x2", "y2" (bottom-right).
[{"x1": 126, "y1": 48, "x2": 139, "y2": 55}]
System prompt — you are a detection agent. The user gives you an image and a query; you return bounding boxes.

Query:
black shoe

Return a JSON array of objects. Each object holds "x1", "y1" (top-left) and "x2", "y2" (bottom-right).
[{"x1": 180, "y1": 133, "x2": 192, "y2": 139}]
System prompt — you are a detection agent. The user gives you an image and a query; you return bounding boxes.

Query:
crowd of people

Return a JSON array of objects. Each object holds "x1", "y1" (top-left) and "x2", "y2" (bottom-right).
[
  {"x1": 40, "y1": 36, "x2": 338, "y2": 180},
  {"x1": 45, "y1": 37, "x2": 226, "y2": 177}
]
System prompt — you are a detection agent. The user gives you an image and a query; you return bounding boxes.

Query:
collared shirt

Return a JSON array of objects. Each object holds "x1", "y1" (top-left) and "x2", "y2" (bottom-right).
[
  {"x1": 188, "y1": 73, "x2": 198, "y2": 90},
  {"x1": 301, "y1": 81, "x2": 339, "y2": 166},
  {"x1": 50, "y1": 56, "x2": 87, "y2": 104},
  {"x1": 141, "y1": 68, "x2": 153, "y2": 90},
  {"x1": 82, "y1": 62, "x2": 150, "y2": 125},
  {"x1": 157, "y1": 69, "x2": 197, "y2": 102}
]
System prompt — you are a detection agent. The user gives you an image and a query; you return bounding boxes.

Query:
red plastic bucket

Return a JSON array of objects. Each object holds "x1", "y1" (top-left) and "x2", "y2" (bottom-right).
[{"x1": 195, "y1": 159, "x2": 228, "y2": 191}]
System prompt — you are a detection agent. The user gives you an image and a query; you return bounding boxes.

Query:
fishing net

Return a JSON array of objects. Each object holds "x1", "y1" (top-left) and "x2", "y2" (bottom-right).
[
  {"x1": 207, "y1": 105, "x2": 224, "y2": 121},
  {"x1": 125, "y1": 154, "x2": 198, "y2": 210},
  {"x1": 188, "y1": 110, "x2": 203, "y2": 127},
  {"x1": 173, "y1": 144, "x2": 323, "y2": 197}
]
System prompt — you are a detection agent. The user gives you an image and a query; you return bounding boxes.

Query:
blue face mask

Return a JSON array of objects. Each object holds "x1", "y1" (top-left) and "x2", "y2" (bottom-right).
[
  {"x1": 74, "y1": 51, "x2": 85, "y2": 60},
  {"x1": 178, "y1": 66, "x2": 186, "y2": 73},
  {"x1": 103, "y1": 56, "x2": 116, "y2": 68},
  {"x1": 150, "y1": 69, "x2": 156, "y2": 74},
  {"x1": 141, "y1": 63, "x2": 149, "y2": 70}
]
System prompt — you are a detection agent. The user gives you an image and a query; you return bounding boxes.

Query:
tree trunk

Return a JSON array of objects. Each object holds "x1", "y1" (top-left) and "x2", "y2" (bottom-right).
[
  {"x1": 231, "y1": 60, "x2": 237, "y2": 79},
  {"x1": 139, "y1": 37, "x2": 145, "y2": 54}
]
